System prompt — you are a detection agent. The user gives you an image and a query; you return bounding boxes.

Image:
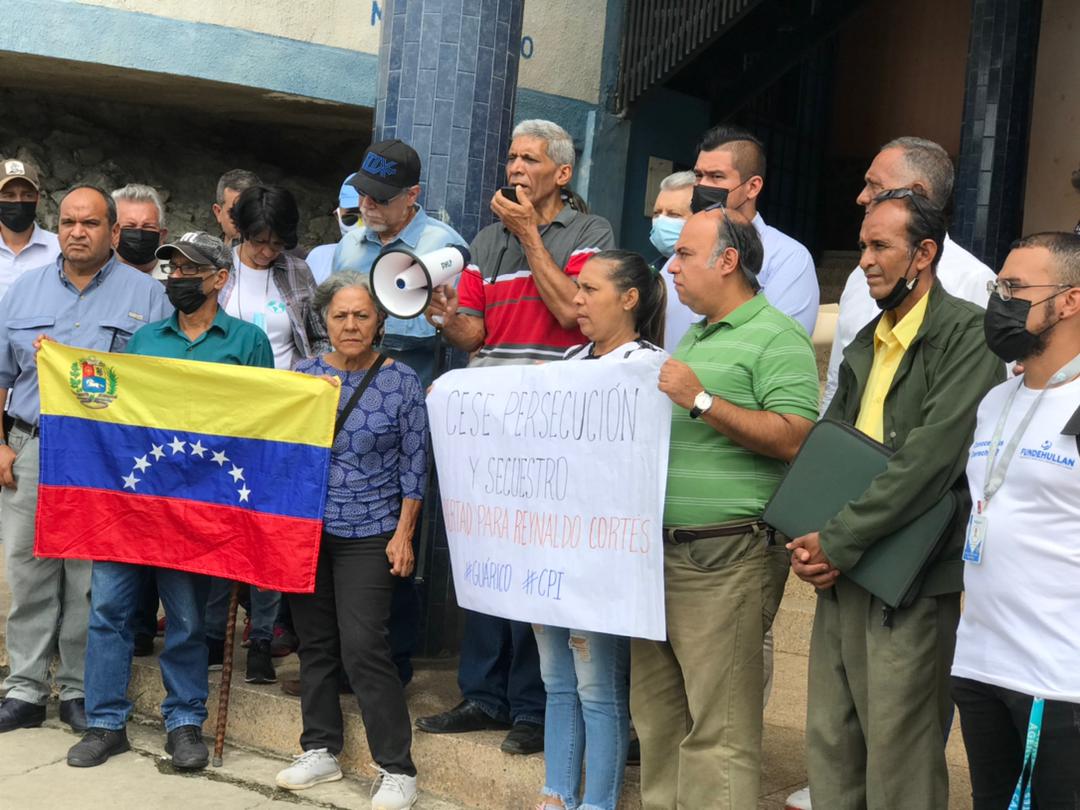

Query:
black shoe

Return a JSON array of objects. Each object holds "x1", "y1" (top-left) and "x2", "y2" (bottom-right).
[
  {"x1": 501, "y1": 722, "x2": 544, "y2": 755},
  {"x1": 245, "y1": 639, "x2": 276, "y2": 684},
  {"x1": 207, "y1": 637, "x2": 224, "y2": 671},
  {"x1": 415, "y1": 700, "x2": 511, "y2": 734},
  {"x1": 165, "y1": 725, "x2": 209, "y2": 770},
  {"x1": 133, "y1": 634, "x2": 155, "y2": 657},
  {"x1": 67, "y1": 728, "x2": 130, "y2": 767},
  {"x1": 59, "y1": 698, "x2": 88, "y2": 733},
  {"x1": 0, "y1": 697, "x2": 46, "y2": 732}
]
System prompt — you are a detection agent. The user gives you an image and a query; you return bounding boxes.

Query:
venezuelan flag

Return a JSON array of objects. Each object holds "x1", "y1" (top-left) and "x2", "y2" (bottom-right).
[{"x1": 34, "y1": 341, "x2": 339, "y2": 592}]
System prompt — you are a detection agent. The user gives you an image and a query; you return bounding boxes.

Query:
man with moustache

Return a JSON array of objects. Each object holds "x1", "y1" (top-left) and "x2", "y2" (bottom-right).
[
  {"x1": 0, "y1": 185, "x2": 169, "y2": 734},
  {"x1": 789, "y1": 190, "x2": 1003, "y2": 808}
]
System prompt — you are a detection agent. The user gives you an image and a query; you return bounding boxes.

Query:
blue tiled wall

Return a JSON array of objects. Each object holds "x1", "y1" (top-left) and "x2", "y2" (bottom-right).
[
  {"x1": 375, "y1": 0, "x2": 525, "y2": 242},
  {"x1": 953, "y1": 0, "x2": 1040, "y2": 271}
]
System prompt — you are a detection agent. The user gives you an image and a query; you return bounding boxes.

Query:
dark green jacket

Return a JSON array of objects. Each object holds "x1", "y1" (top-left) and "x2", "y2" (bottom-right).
[{"x1": 821, "y1": 279, "x2": 1005, "y2": 594}]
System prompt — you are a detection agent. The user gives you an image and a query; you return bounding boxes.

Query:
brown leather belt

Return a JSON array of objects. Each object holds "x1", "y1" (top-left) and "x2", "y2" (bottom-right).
[
  {"x1": 11, "y1": 417, "x2": 39, "y2": 439},
  {"x1": 663, "y1": 520, "x2": 773, "y2": 545}
]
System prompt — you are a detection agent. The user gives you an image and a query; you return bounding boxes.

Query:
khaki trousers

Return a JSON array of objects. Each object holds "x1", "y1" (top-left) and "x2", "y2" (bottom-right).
[
  {"x1": 806, "y1": 576, "x2": 961, "y2": 810},
  {"x1": 630, "y1": 525, "x2": 789, "y2": 810}
]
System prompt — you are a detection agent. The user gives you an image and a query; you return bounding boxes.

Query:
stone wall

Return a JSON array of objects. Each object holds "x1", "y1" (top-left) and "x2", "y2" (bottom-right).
[{"x1": 0, "y1": 87, "x2": 362, "y2": 251}]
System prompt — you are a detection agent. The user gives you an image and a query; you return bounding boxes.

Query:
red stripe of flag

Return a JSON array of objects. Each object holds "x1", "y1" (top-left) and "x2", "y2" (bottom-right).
[{"x1": 35, "y1": 485, "x2": 322, "y2": 592}]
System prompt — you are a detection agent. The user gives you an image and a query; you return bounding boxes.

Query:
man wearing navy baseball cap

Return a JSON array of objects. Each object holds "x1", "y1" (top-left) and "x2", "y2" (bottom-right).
[{"x1": 332, "y1": 139, "x2": 467, "y2": 388}]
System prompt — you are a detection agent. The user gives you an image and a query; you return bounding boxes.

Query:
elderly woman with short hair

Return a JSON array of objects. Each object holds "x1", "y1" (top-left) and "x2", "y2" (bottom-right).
[{"x1": 275, "y1": 271, "x2": 427, "y2": 810}]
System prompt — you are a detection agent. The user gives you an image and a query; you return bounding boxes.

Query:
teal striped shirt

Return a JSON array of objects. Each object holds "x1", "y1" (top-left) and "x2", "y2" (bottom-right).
[{"x1": 664, "y1": 294, "x2": 819, "y2": 527}]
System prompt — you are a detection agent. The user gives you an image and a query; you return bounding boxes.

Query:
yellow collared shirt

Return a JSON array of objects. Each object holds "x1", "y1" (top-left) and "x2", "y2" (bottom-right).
[{"x1": 854, "y1": 293, "x2": 930, "y2": 442}]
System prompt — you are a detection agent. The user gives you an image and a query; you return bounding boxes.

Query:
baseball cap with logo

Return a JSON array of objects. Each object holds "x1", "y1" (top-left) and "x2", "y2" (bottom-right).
[
  {"x1": 0, "y1": 159, "x2": 41, "y2": 192},
  {"x1": 348, "y1": 140, "x2": 421, "y2": 204},
  {"x1": 155, "y1": 231, "x2": 233, "y2": 270}
]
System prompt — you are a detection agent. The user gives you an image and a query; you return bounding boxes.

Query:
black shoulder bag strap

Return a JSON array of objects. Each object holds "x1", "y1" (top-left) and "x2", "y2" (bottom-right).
[
  {"x1": 334, "y1": 354, "x2": 388, "y2": 437},
  {"x1": 1063, "y1": 401, "x2": 1080, "y2": 456}
]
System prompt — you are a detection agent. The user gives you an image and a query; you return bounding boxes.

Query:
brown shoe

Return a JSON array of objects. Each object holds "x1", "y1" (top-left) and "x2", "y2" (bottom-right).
[{"x1": 279, "y1": 678, "x2": 302, "y2": 697}]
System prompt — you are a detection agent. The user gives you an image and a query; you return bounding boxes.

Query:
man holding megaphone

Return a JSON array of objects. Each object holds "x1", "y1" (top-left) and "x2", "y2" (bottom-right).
[
  {"x1": 415, "y1": 119, "x2": 615, "y2": 757},
  {"x1": 333, "y1": 139, "x2": 468, "y2": 388}
]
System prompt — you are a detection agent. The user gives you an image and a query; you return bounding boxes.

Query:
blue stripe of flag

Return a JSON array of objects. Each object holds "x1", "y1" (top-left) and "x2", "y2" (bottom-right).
[{"x1": 40, "y1": 415, "x2": 329, "y2": 521}]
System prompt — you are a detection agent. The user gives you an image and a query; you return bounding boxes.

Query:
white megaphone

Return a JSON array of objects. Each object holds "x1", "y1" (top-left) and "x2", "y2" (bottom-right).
[{"x1": 369, "y1": 244, "x2": 471, "y2": 319}]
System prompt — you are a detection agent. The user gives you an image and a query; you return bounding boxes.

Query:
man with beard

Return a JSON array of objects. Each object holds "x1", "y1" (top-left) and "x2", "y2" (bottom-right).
[
  {"x1": 789, "y1": 190, "x2": 1003, "y2": 808},
  {"x1": 951, "y1": 232, "x2": 1080, "y2": 807}
]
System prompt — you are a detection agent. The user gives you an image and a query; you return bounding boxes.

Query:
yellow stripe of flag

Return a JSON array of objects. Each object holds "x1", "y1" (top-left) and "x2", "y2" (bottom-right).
[{"x1": 39, "y1": 341, "x2": 338, "y2": 448}]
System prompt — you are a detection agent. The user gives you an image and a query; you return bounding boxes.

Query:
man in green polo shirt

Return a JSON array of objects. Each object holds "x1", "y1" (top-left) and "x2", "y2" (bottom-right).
[
  {"x1": 68, "y1": 232, "x2": 273, "y2": 772},
  {"x1": 631, "y1": 209, "x2": 819, "y2": 810}
]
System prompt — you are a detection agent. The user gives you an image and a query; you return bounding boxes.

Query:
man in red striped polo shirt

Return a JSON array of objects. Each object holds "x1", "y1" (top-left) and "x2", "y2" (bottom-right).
[{"x1": 419, "y1": 119, "x2": 614, "y2": 755}]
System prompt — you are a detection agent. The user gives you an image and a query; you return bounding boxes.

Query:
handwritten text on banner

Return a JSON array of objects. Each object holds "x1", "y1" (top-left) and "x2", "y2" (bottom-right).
[{"x1": 427, "y1": 358, "x2": 671, "y2": 640}]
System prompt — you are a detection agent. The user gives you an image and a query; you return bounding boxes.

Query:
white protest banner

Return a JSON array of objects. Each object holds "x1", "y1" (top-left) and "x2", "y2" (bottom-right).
[{"x1": 427, "y1": 357, "x2": 671, "y2": 640}]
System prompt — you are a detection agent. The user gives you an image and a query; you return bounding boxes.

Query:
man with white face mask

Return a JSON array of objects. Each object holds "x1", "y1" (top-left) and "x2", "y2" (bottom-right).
[
  {"x1": 648, "y1": 170, "x2": 695, "y2": 266},
  {"x1": 305, "y1": 175, "x2": 362, "y2": 285},
  {"x1": 332, "y1": 140, "x2": 468, "y2": 388}
]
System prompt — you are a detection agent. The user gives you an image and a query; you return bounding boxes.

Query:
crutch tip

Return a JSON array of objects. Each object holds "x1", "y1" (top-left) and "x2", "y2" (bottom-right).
[{"x1": 212, "y1": 756, "x2": 223, "y2": 768}]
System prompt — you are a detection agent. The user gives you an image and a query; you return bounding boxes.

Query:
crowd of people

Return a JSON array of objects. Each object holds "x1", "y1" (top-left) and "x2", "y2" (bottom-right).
[{"x1": 0, "y1": 112, "x2": 1077, "y2": 810}]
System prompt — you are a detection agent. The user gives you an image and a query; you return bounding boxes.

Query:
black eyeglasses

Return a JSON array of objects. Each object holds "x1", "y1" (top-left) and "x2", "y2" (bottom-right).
[
  {"x1": 165, "y1": 262, "x2": 216, "y2": 276},
  {"x1": 358, "y1": 190, "x2": 405, "y2": 207},
  {"x1": 872, "y1": 187, "x2": 936, "y2": 226},
  {"x1": 338, "y1": 208, "x2": 361, "y2": 226}
]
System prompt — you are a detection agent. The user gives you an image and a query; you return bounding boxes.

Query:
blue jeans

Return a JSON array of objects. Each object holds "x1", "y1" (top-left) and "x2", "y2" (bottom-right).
[
  {"x1": 205, "y1": 578, "x2": 280, "y2": 642},
  {"x1": 84, "y1": 562, "x2": 211, "y2": 731},
  {"x1": 534, "y1": 626, "x2": 630, "y2": 810},
  {"x1": 458, "y1": 610, "x2": 546, "y2": 726}
]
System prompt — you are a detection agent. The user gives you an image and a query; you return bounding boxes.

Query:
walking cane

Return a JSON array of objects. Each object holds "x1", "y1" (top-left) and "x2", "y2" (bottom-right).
[{"x1": 212, "y1": 581, "x2": 240, "y2": 767}]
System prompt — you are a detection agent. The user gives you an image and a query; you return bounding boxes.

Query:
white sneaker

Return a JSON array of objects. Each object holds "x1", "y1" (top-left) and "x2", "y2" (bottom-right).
[
  {"x1": 371, "y1": 766, "x2": 418, "y2": 810},
  {"x1": 785, "y1": 786, "x2": 812, "y2": 810},
  {"x1": 275, "y1": 748, "x2": 343, "y2": 790}
]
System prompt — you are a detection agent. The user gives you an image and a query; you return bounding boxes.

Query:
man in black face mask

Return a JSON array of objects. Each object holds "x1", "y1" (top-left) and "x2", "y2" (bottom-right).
[
  {"x1": 67, "y1": 230, "x2": 272, "y2": 771},
  {"x1": 787, "y1": 191, "x2": 1004, "y2": 808},
  {"x1": 111, "y1": 184, "x2": 168, "y2": 279},
  {"x1": 0, "y1": 158, "x2": 60, "y2": 301}
]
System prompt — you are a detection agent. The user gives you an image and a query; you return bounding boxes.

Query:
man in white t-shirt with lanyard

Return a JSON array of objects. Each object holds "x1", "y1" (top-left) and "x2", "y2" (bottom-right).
[{"x1": 952, "y1": 231, "x2": 1080, "y2": 808}]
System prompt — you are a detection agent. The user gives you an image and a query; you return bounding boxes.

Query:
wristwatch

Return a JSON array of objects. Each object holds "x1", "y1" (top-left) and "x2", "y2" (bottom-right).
[{"x1": 689, "y1": 390, "x2": 714, "y2": 419}]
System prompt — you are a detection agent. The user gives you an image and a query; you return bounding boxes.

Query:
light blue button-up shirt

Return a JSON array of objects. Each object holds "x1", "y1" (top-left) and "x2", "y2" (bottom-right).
[
  {"x1": 331, "y1": 206, "x2": 469, "y2": 339},
  {"x1": 0, "y1": 253, "x2": 171, "y2": 424}
]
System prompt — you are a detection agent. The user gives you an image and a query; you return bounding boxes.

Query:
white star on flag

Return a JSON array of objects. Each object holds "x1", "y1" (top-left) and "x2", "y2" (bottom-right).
[
  {"x1": 211, "y1": 451, "x2": 229, "y2": 466},
  {"x1": 237, "y1": 484, "x2": 251, "y2": 503},
  {"x1": 189, "y1": 440, "x2": 207, "y2": 458},
  {"x1": 150, "y1": 444, "x2": 165, "y2": 461},
  {"x1": 133, "y1": 455, "x2": 151, "y2": 473},
  {"x1": 168, "y1": 437, "x2": 187, "y2": 455},
  {"x1": 228, "y1": 465, "x2": 245, "y2": 483},
  {"x1": 122, "y1": 472, "x2": 141, "y2": 490}
]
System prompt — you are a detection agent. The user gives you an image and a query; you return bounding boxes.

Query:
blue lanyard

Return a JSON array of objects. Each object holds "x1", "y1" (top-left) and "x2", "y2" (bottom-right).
[{"x1": 1008, "y1": 697, "x2": 1045, "y2": 810}]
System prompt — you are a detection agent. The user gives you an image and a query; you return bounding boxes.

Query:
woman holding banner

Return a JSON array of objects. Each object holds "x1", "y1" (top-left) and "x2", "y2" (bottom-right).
[
  {"x1": 534, "y1": 250, "x2": 666, "y2": 810},
  {"x1": 275, "y1": 271, "x2": 427, "y2": 810}
]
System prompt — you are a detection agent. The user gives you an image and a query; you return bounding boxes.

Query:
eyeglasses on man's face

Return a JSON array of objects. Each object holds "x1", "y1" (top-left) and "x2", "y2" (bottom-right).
[
  {"x1": 987, "y1": 278, "x2": 1071, "y2": 302},
  {"x1": 165, "y1": 262, "x2": 216, "y2": 276}
]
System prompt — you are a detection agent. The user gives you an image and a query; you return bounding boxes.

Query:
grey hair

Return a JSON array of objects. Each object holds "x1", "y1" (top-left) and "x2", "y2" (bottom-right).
[
  {"x1": 111, "y1": 183, "x2": 166, "y2": 228},
  {"x1": 215, "y1": 169, "x2": 261, "y2": 204},
  {"x1": 313, "y1": 270, "x2": 384, "y2": 324},
  {"x1": 881, "y1": 137, "x2": 954, "y2": 209},
  {"x1": 512, "y1": 119, "x2": 576, "y2": 168},
  {"x1": 707, "y1": 215, "x2": 764, "y2": 291},
  {"x1": 659, "y1": 171, "x2": 697, "y2": 192}
]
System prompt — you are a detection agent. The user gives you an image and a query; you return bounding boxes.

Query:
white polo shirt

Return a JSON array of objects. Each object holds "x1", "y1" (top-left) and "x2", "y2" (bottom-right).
[
  {"x1": 0, "y1": 224, "x2": 60, "y2": 301},
  {"x1": 952, "y1": 375, "x2": 1080, "y2": 703},
  {"x1": 821, "y1": 234, "x2": 995, "y2": 413}
]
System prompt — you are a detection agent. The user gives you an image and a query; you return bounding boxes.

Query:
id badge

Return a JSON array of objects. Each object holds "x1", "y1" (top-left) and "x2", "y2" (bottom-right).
[{"x1": 963, "y1": 514, "x2": 988, "y2": 564}]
